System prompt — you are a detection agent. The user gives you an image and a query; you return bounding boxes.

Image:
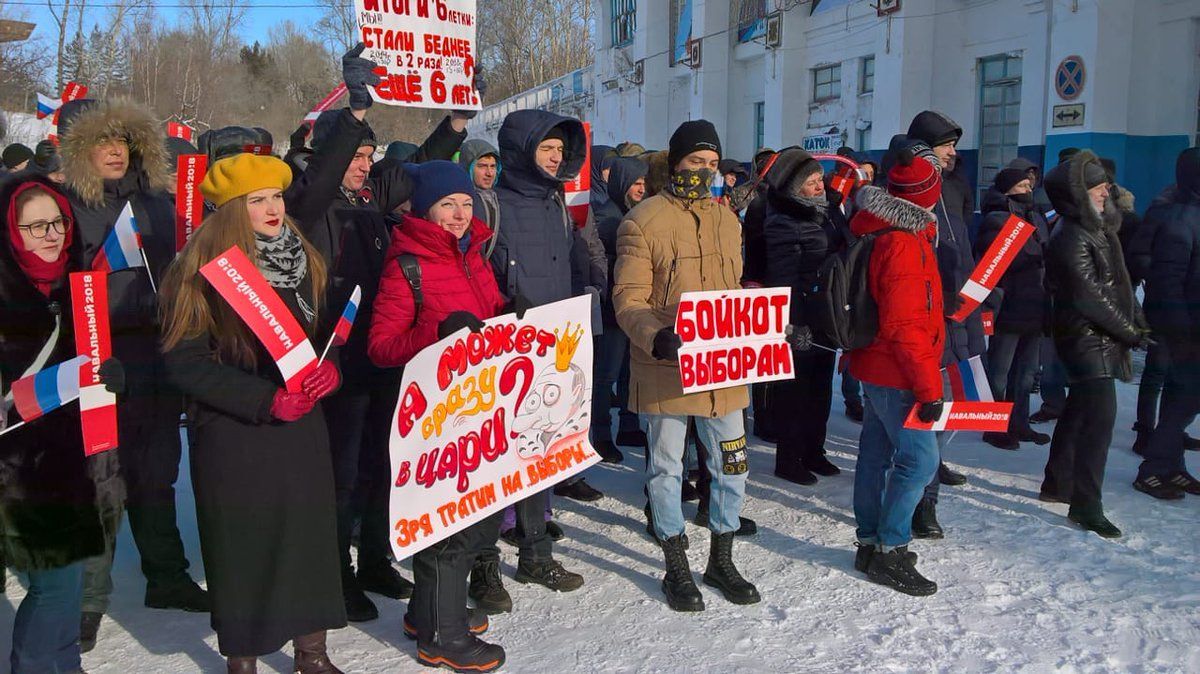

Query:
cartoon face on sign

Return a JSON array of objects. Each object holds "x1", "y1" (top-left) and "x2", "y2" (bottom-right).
[{"x1": 511, "y1": 324, "x2": 590, "y2": 459}]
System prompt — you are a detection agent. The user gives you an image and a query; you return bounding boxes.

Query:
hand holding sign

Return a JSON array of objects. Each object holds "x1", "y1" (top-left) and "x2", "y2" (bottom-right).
[
  {"x1": 674, "y1": 288, "x2": 796, "y2": 394},
  {"x1": 951, "y1": 215, "x2": 1033, "y2": 323}
]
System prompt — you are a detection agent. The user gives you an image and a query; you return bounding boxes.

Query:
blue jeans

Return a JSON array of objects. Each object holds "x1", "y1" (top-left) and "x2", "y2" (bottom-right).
[
  {"x1": 11, "y1": 561, "x2": 84, "y2": 674},
  {"x1": 987, "y1": 332, "x2": 1041, "y2": 433},
  {"x1": 646, "y1": 411, "x2": 747, "y2": 538},
  {"x1": 854, "y1": 383, "x2": 940, "y2": 549}
]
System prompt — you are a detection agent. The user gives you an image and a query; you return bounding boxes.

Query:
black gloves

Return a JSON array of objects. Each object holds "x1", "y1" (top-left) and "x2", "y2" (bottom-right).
[
  {"x1": 98, "y1": 358, "x2": 125, "y2": 394},
  {"x1": 290, "y1": 123, "x2": 310, "y2": 149},
  {"x1": 343, "y1": 43, "x2": 381, "y2": 111},
  {"x1": 505, "y1": 294, "x2": 534, "y2": 320},
  {"x1": 652, "y1": 327, "x2": 682, "y2": 362},
  {"x1": 438, "y1": 311, "x2": 485, "y2": 339},
  {"x1": 785, "y1": 324, "x2": 813, "y2": 351},
  {"x1": 917, "y1": 399, "x2": 944, "y2": 423}
]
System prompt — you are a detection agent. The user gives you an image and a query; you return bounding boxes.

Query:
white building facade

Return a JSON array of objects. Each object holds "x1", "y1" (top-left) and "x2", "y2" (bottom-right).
[{"x1": 470, "y1": 0, "x2": 1200, "y2": 207}]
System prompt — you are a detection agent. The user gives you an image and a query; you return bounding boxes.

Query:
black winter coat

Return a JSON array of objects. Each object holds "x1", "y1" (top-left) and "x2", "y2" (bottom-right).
[
  {"x1": 595, "y1": 157, "x2": 648, "y2": 327},
  {"x1": 0, "y1": 174, "x2": 105, "y2": 572},
  {"x1": 285, "y1": 109, "x2": 464, "y2": 386},
  {"x1": 492, "y1": 110, "x2": 605, "y2": 307},
  {"x1": 1143, "y1": 184, "x2": 1200, "y2": 343},
  {"x1": 974, "y1": 188, "x2": 1050, "y2": 335},
  {"x1": 1045, "y1": 151, "x2": 1144, "y2": 383},
  {"x1": 936, "y1": 194, "x2": 986, "y2": 364},
  {"x1": 741, "y1": 187, "x2": 769, "y2": 285}
]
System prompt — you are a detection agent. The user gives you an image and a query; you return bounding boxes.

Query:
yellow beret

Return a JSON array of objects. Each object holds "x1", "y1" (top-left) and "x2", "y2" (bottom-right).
[{"x1": 200, "y1": 154, "x2": 293, "y2": 208}]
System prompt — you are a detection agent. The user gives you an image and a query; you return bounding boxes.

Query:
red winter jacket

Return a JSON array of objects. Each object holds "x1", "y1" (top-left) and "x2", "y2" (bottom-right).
[
  {"x1": 368, "y1": 214, "x2": 507, "y2": 368},
  {"x1": 846, "y1": 186, "x2": 946, "y2": 403}
]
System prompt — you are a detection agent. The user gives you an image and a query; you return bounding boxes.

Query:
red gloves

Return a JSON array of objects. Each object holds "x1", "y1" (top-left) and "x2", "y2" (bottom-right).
[
  {"x1": 270, "y1": 390, "x2": 316, "y2": 422},
  {"x1": 302, "y1": 361, "x2": 341, "y2": 401}
]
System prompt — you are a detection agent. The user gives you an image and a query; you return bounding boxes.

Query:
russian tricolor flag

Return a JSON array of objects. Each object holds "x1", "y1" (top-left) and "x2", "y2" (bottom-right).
[
  {"x1": 332, "y1": 286, "x2": 361, "y2": 347},
  {"x1": 36, "y1": 92, "x2": 62, "y2": 120},
  {"x1": 92, "y1": 203, "x2": 144, "y2": 273},
  {"x1": 945, "y1": 355, "x2": 994, "y2": 402},
  {"x1": 10, "y1": 355, "x2": 89, "y2": 422}
]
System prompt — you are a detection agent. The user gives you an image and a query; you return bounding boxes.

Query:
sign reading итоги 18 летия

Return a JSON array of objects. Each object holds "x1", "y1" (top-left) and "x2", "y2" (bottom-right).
[{"x1": 354, "y1": 0, "x2": 481, "y2": 110}]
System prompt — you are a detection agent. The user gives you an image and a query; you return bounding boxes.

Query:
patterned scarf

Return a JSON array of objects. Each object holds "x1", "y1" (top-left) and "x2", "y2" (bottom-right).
[
  {"x1": 668, "y1": 169, "x2": 716, "y2": 201},
  {"x1": 255, "y1": 226, "x2": 313, "y2": 322}
]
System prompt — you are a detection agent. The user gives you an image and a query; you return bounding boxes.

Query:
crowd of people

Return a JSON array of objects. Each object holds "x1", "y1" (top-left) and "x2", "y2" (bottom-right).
[{"x1": 1, "y1": 42, "x2": 1198, "y2": 674}]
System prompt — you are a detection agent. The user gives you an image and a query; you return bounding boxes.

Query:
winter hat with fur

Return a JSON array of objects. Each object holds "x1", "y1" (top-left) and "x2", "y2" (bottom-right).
[
  {"x1": 887, "y1": 149, "x2": 942, "y2": 209},
  {"x1": 60, "y1": 98, "x2": 172, "y2": 207}
]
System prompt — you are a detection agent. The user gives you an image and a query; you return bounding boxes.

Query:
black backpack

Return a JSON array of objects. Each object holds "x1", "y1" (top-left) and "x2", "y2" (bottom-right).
[{"x1": 812, "y1": 227, "x2": 899, "y2": 351}]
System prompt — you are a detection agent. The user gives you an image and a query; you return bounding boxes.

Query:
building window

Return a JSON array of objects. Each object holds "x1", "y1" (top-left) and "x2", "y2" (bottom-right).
[
  {"x1": 978, "y1": 53, "x2": 1023, "y2": 202},
  {"x1": 812, "y1": 64, "x2": 841, "y2": 102},
  {"x1": 736, "y1": 0, "x2": 767, "y2": 43},
  {"x1": 611, "y1": 0, "x2": 636, "y2": 47},
  {"x1": 755, "y1": 101, "x2": 765, "y2": 152},
  {"x1": 669, "y1": 0, "x2": 693, "y2": 66},
  {"x1": 857, "y1": 126, "x2": 871, "y2": 153},
  {"x1": 860, "y1": 56, "x2": 875, "y2": 94}
]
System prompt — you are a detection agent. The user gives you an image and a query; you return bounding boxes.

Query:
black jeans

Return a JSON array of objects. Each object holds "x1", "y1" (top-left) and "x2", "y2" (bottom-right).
[
  {"x1": 120, "y1": 392, "x2": 191, "y2": 589},
  {"x1": 773, "y1": 348, "x2": 836, "y2": 472},
  {"x1": 1043, "y1": 378, "x2": 1117, "y2": 513},
  {"x1": 1135, "y1": 341, "x2": 1171, "y2": 432},
  {"x1": 1139, "y1": 341, "x2": 1200, "y2": 479},
  {"x1": 410, "y1": 513, "x2": 502, "y2": 644},
  {"x1": 324, "y1": 383, "x2": 399, "y2": 584},
  {"x1": 986, "y1": 332, "x2": 1041, "y2": 433}
]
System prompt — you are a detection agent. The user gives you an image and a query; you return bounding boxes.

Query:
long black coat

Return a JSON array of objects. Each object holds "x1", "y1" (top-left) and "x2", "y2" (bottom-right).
[
  {"x1": 162, "y1": 268, "x2": 345, "y2": 657},
  {"x1": 762, "y1": 189, "x2": 841, "y2": 329},
  {"x1": 974, "y1": 188, "x2": 1050, "y2": 335},
  {"x1": 286, "y1": 109, "x2": 464, "y2": 387},
  {"x1": 0, "y1": 174, "x2": 105, "y2": 571},
  {"x1": 1144, "y1": 183, "x2": 1200, "y2": 343},
  {"x1": 1045, "y1": 151, "x2": 1144, "y2": 383}
]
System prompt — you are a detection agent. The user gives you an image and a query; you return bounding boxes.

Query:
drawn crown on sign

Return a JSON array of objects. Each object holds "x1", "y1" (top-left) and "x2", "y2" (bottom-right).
[{"x1": 554, "y1": 323, "x2": 584, "y2": 372}]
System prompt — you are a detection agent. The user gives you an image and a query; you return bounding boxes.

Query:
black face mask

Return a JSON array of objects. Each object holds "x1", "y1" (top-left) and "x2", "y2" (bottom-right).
[
  {"x1": 668, "y1": 168, "x2": 715, "y2": 201},
  {"x1": 1010, "y1": 191, "x2": 1034, "y2": 205}
]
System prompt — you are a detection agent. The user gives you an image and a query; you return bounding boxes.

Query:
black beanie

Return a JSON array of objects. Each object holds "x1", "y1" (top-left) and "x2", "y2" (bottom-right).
[
  {"x1": 1176, "y1": 147, "x2": 1200, "y2": 197},
  {"x1": 2, "y1": 143, "x2": 33, "y2": 169},
  {"x1": 994, "y1": 167, "x2": 1028, "y2": 194},
  {"x1": 543, "y1": 125, "x2": 568, "y2": 144},
  {"x1": 668, "y1": 120, "x2": 722, "y2": 170}
]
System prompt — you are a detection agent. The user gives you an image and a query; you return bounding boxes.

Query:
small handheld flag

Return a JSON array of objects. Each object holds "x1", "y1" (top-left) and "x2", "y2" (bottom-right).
[
  {"x1": 92, "y1": 203, "x2": 156, "y2": 292},
  {"x1": 167, "y1": 121, "x2": 195, "y2": 142},
  {"x1": 36, "y1": 93, "x2": 62, "y2": 120},
  {"x1": 944, "y1": 355, "x2": 994, "y2": 402},
  {"x1": 2, "y1": 355, "x2": 90, "y2": 436},
  {"x1": 320, "y1": 285, "x2": 361, "y2": 364}
]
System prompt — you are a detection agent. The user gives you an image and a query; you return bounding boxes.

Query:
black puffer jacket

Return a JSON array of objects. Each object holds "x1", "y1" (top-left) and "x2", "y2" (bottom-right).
[
  {"x1": 595, "y1": 157, "x2": 647, "y2": 327},
  {"x1": 741, "y1": 186, "x2": 769, "y2": 285},
  {"x1": 762, "y1": 148, "x2": 841, "y2": 330},
  {"x1": 285, "y1": 109, "x2": 464, "y2": 386},
  {"x1": 0, "y1": 174, "x2": 105, "y2": 571},
  {"x1": 974, "y1": 186, "x2": 1050, "y2": 335},
  {"x1": 1045, "y1": 150, "x2": 1144, "y2": 383},
  {"x1": 1143, "y1": 147, "x2": 1200, "y2": 343}
]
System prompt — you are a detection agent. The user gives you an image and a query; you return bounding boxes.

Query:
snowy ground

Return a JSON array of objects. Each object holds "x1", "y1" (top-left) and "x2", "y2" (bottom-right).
[{"x1": 4, "y1": 368, "x2": 1200, "y2": 673}]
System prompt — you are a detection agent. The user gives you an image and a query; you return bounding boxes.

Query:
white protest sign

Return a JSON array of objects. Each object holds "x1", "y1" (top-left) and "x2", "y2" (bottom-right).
[
  {"x1": 387, "y1": 295, "x2": 597, "y2": 559},
  {"x1": 354, "y1": 0, "x2": 481, "y2": 110},
  {"x1": 674, "y1": 288, "x2": 795, "y2": 394}
]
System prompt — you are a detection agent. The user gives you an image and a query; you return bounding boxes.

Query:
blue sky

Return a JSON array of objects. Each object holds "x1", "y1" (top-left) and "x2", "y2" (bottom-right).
[{"x1": 14, "y1": 1, "x2": 327, "y2": 48}]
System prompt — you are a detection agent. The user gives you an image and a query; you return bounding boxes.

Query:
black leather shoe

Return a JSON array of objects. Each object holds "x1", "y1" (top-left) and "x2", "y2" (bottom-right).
[
  {"x1": 1013, "y1": 428, "x2": 1051, "y2": 445},
  {"x1": 804, "y1": 454, "x2": 841, "y2": 476},
  {"x1": 911, "y1": 499, "x2": 944, "y2": 539},
  {"x1": 357, "y1": 563, "x2": 413, "y2": 600},
  {"x1": 1067, "y1": 508, "x2": 1122, "y2": 538},
  {"x1": 342, "y1": 582, "x2": 378, "y2": 622},
  {"x1": 145, "y1": 578, "x2": 210, "y2": 612},
  {"x1": 938, "y1": 462, "x2": 967, "y2": 486},
  {"x1": 552, "y1": 479, "x2": 604, "y2": 502},
  {"x1": 594, "y1": 439, "x2": 625, "y2": 464},
  {"x1": 867, "y1": 547, "x2": 937, "y2": 596},
  {"x1": 775, "y1": 464, "x2": 817, "y2": 486},
  {"x1": 983, "y1": 431, "x2": 1020, "y2": 450}
]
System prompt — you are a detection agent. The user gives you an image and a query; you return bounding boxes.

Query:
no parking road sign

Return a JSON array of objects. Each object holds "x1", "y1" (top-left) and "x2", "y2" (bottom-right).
[{"x1": 1055, "y1": 55, "x2": 1086, "y2": 101}]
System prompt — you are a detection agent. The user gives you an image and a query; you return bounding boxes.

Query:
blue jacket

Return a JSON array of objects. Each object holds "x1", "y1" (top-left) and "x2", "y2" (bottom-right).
[{"x1": 491, "y1": 109, "x2": 588, "y2": 307}]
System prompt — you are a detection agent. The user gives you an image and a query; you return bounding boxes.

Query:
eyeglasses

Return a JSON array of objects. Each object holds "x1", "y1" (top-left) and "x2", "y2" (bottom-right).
[{"x1": 18, "y1": 215, "x2": 70, "y2": 239}]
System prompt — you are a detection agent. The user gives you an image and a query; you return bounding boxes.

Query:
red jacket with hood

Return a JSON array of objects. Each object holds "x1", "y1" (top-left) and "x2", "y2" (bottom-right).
[
  {"x1": 847, "y1": 186, "x2": 946, "y2": 403},
  {"x1": 368, "y1": 215, "x2": 507, "y2": 368}
]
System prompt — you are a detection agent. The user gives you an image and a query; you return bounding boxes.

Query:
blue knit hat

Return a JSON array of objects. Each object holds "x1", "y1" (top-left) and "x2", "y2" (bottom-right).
[{"x1": 406, "y1": 160, "x2": 479, "y2": 218}]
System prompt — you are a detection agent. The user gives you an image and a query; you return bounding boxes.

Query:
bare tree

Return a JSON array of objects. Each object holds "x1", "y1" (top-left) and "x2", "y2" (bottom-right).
[
  {"x1": 477, "y1": 0, "x2": 593, "y2": 101},
  {"x1": 45, "y1": 0, "x2": 80, "y2": 90},
  {"x1": 314, "y1": 0, "x2": 356, "y2": 55}
]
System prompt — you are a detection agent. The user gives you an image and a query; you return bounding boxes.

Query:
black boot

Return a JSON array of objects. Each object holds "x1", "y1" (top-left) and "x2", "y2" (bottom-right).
[
  {"x1": 774, "y1": 463, "x2": 817, "y2": 486},
  {"x1": 867, "y1": 547, "x2": 937, "y2": 596},
  {"x1": 552, "y1": 478, "x2": 604, "y2": 502},
  {"x1": 845, "y1": 399, "x2": 864, "y2": 423},
  {"x1": 80, "y1": 611, "x2": 102, "y2": 653},
  {"x1": 692, "y1": 505, "x2": 756, "y2": 536},
  {"x1": 358, "y1": 562, "x2": 414, "y2": 600},
  {"x1": 417, "y1": 634, "x2": 506, "y2": 673},
  {"x1": 342, "y1": 577, "x2": 379, "y2": 622},
  {"x1": 1133, "y1": 474, "x2": 1186, "y2": 500},
  {"x1": 803, "y1": 454, "x2": 841, "y2": 476},
  {"x1": 660, "y1": 535, "x2": 704, "y2": 612},
  {"x1": 545, "y1": 520, "x2": 565, "y2": 540},
  {"x1": 938, "y1": 462, "x2": 967, "y2": 486},
  {"x1": 1067, "y1": 507, "x2": 1122, "y2": 538},
  {"x1": 468, "y1": 560, "x2": 513, "y2": 614},
  {"x1": 702, "y1": 532, "x2": 761, "y2": 605},
  {"x1": 911, "y1": 499, "x2": 944, "y2": 539},
  {"x1": 514, "y1": 558, "x2": 584, "y2": 592},
  {"x1": 594, "y1": 439, "x2": 625, "y2": 464},
  {"x1": 854, "y1": 543, "x2": 917, "y2": 574},
  {"x1": 1013, "y1": 428, "x2": 1051, "y2": 445},
  {"x1": 145, "y1": 577, "x2": 210, "y2": 612},
  {"x1": 982, "y1": 432, "x2": 1020, "y2": 450}
]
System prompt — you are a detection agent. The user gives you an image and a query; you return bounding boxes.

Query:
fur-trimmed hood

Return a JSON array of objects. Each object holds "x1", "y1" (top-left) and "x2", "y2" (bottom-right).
[
  {"x1": 60, "y1": 98, "x2": 172, "y2": 208},
  {"x1": 643, "y1": 150, "x2": 670, "y2": 198},
  {"x1": 851, "y1": 185, "x2": 937, "y2": 236},
  {"x1": 1043, "y1": 149, "x2": 1120, "y2": 234}
]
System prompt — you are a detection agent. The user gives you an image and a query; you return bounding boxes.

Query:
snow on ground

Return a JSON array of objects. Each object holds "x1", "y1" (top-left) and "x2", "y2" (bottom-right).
[{"x1": 4, "y1": 369, "x2": 1200, "y2": 673}]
